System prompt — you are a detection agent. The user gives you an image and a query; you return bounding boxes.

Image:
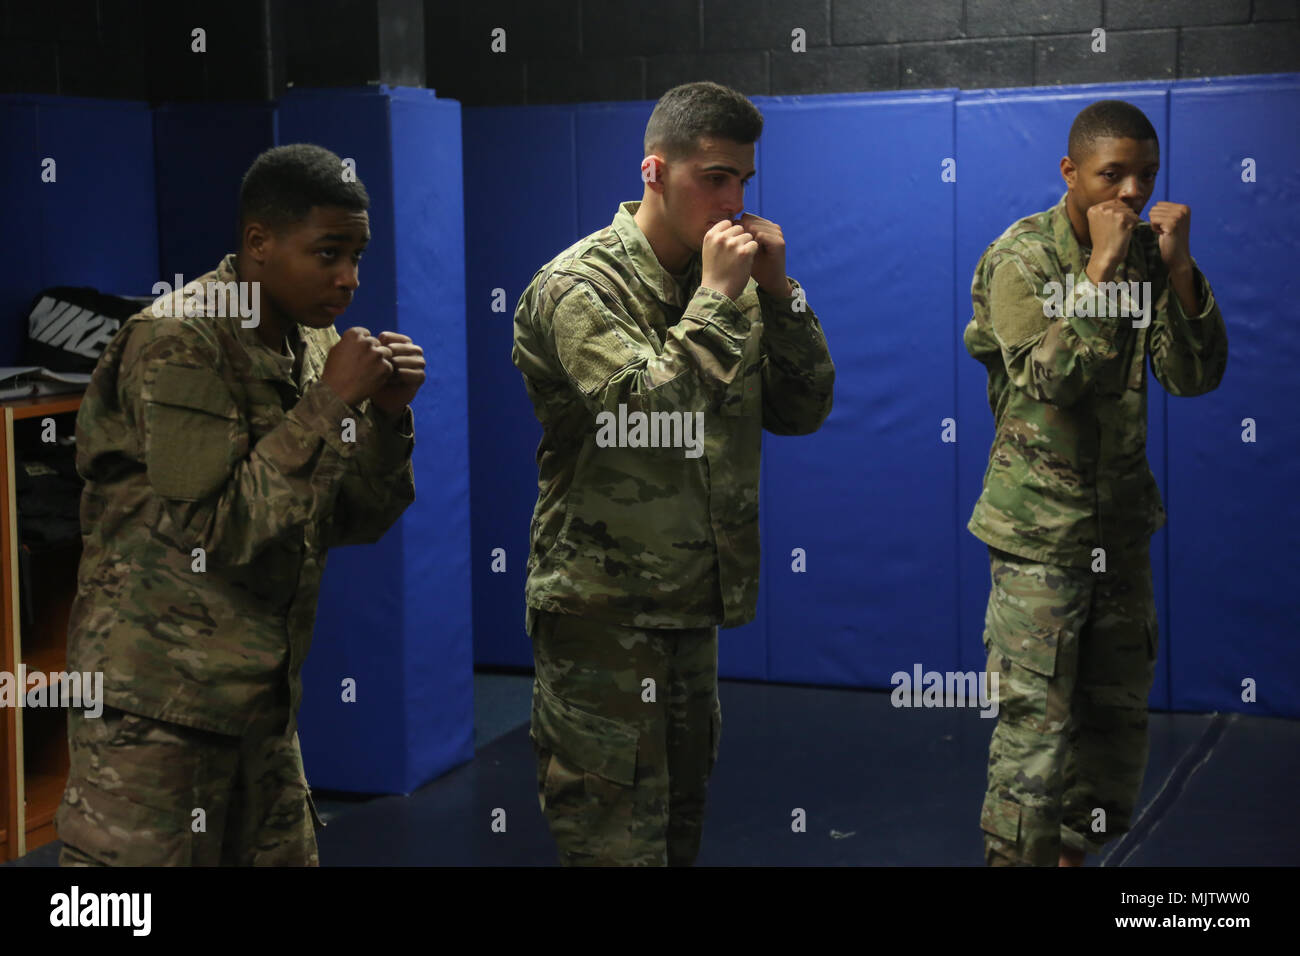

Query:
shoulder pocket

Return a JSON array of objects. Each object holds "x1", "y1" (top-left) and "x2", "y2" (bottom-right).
[{"x1": 145, "y1": 364, "x2": 242, "y2": 501}]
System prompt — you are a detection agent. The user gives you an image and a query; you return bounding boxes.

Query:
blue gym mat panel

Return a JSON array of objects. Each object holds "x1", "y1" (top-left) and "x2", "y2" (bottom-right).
[
  {"x1": 754, "y1": 92, "x2": 959, "y2": 689},
  {"x1": 462, "y1": 105, "x2": 579, "y2": 671},
  {"x1": 1163, "y1": 77, "x2": 1300, "y2": 719}
]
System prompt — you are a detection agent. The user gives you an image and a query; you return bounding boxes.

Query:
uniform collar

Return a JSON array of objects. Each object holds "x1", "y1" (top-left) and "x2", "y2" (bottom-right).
[
  {"x1": 219, "y1": 253, "x2": 299, "y2": 382},
  {"x1": 613, "y1": 201, "x2": 701, "y2": 308},
  {"x1": 1050, "y1": 192, "x2": 1090, "y2": 277}
]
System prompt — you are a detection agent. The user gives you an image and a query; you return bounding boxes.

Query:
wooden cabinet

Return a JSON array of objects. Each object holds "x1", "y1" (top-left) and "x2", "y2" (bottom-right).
[{"x1": 1, "y1": 393, "x2": 83, "y2": 860}]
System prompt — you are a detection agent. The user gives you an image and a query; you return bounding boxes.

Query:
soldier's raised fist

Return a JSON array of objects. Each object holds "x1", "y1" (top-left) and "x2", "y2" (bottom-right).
[
  {"x1": 1086, "y1": 199, "x2": 1142, "y2": 284},
  {"x1": 321, "y1": 326, "x2": 394, "y2": 407},
  {"x1": 701, "y1": 218, "x2": 759, "y2": 303}
]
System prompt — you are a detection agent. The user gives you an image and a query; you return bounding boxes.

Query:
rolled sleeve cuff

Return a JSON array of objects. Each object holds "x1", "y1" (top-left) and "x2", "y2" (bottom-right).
[
  {"x1": 685, "y1": 285, "x2": 753, "y2": 339},
  {"x1": 1065, "y1": 273, "x2": 1124, "y2": 349},
  {"x1": 1170, "y1": 266, "x2": 1216, "y2": 322},
  {"x1": 296, "y1": 381, "x2": 369, "y2": 458},
  {"x1": 368, "y1": 404, "x2": 415, "y2": 464},
  {"x1": 758, "y1": 277, "x2": 816, "y2": 326}
]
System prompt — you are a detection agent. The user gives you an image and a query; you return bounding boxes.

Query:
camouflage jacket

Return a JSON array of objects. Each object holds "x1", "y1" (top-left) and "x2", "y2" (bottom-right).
[
  {"x1": 964, "y1": 194, "x2": 1227, "y2": 567},
  {"x1": 69, "y1": 254, "x2": 415, "y2": 737},
  {"x1": 512, "y1": 201, "x2": 835, "y2": 630}
]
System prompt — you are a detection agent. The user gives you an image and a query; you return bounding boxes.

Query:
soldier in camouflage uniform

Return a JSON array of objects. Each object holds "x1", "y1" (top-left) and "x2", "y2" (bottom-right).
[
  {"x1": 965, "y1": 101, "x2": 1228, "y2": 866},
  {"x1": 56, "y1": 144, "x2": 423, "y2": 866},
  {"x1": 512, "y1": 82, "x2": 835, "y2": 865}
]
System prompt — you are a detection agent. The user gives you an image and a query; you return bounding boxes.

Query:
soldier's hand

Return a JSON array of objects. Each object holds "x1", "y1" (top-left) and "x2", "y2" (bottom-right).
[
  {"x1": 321, "y1": 327, "x2": 394, "y2": 407},
  {"x1": 1148, "y1": 201, "x2": 1192, "y2": 273},
  {"x1": 1085, "y1": 199, "x2": 1141, "y2": 284},
  {"x1": 739, "y1": 213, "x2": 791, "y2": 298},
  {"x1": 370, "y1": 331, "x2": 425, "y2": 416},
  {"x1": 701, "y1": 218, "x2": 759, "y2": 303}
]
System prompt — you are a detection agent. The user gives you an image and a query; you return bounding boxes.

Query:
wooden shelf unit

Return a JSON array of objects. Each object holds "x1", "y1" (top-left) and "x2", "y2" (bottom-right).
[{"x1": 2, "y1": 393, "x2": 83, "y2": 860}]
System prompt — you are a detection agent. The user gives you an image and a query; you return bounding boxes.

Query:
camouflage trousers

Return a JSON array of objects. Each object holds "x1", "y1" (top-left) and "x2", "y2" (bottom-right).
[
  {"x1": 528, "y1": 609, "x2": 721, "y2": 866},
  {"x1": 56, "y1": 705, "x2": 321, "y2": 866},
  {"x1": 979, "y1": 544, "x2": 1158, "y2": 866}
]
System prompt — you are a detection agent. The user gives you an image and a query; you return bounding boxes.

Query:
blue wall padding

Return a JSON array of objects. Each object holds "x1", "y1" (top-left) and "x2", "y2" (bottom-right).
[
  {"x1": 953, "y1": 85, "x2": 1172, "y2": 710},
  {"x1": 574, "y1": 103, "x2": 653, "y2": 237},
  {"x1": 0, "y1": 95, "x2": 158, "y2": 363},
  {"x1": 758, "y1": 93, "x2": 958, "y2": 688},
  {"x1": 4, "y1": 73, "x2": 1295, "y2": 740},
  {"x1": 1164, "y1": 77, "x2": 1300, "y2": 718},
  {"x1": 152, "y1": 102, "x2": 276, "y2": 282},
  {"x1": 463, "y1": 106, "x2": 577, "y2": 671},
  {"x1": 463, "y1": 74, "x2": 1299, "y2": 719},
  {"x1": 279, "y1": 88, "x2": 473, "y2": 793}
]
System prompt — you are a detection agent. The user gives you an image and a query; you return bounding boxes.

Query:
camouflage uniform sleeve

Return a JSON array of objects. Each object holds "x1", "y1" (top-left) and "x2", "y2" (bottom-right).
[
  {"x1": 1148, "y1": 261, "x2": 1228, "y2": 397},
  {"x1": 324, "y1": 402, "x2": 416, "y2": 548},
  {"x1": 531, "y1": 276, "x2": 751, "y2": 414},
  {"x1": 128, "y1": 320, "x2": 372, "y2": 566},
  {"x1": 985, "y1": 252, "x2": 1124, "y2": 407},
  {"x1": 757, "y1": 277, "x2": 835, "y2": 435}
]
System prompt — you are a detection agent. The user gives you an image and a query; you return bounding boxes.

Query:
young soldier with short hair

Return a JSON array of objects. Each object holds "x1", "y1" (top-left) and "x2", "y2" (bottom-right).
[
  {"x1": 57, "y1": 143, "x2": 422, "y2": 866},
  {"x1": 512, "y1": 81, "x2": 835, "y2": 866},
  {"x1": 965, "y1": 100, "x2": 1228, "y2": 867}
]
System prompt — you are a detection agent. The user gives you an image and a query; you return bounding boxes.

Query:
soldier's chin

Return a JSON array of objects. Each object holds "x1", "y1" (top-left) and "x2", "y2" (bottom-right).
[{"x1": 295, "y1": 314, "x2": 334, "y2": 330}]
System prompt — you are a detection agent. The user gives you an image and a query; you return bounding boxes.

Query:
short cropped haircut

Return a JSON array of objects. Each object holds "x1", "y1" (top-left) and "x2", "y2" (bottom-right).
[
  {"x1": 643, "y1": 81, "x2": 764, "y2": 161},
  {"x1": 1068, "y1": 100, "x2": 1159, "y2": 162},
  {"x1": 238, "y1": 143, "x2": 370, "y2": 237}
]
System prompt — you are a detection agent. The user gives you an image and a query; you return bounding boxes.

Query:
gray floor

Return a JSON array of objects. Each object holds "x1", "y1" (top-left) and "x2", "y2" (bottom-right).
[{"x1": 5, "y1": 672, "x2": 1297, "y2": 866}]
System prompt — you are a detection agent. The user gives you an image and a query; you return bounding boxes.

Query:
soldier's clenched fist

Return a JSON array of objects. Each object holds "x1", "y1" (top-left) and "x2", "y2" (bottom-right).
[
  {"x1": 1085, "y1": 199, "x2": 1142, "y2": 284},
  {"x1": 322, "y1": 326, "x2": 394, "y2": 407},
  {"x1": 701, "y1": 218, "x2": 759, "y2": 303},
  {"x1": 370, "y1": 331, "x2": 426, "y2": 416},
  {"x1": 739, "y1": 213, "x2": 791, "y2": 298},
  {"x1": 1147, "y1": 201, "x2": 1192, "y2": 272}
]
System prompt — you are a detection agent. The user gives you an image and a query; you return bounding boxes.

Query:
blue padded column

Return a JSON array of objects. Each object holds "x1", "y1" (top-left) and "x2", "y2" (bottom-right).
[
  {"x1": 284, "y1": 87, "x2": 474, "y2": 793},
  {"x1": 1165, "y1": 75, "x2": 1300, "y2": 718},
  {"x1": 953, "y1": 84, "x2": 1172, "y2": 711}
]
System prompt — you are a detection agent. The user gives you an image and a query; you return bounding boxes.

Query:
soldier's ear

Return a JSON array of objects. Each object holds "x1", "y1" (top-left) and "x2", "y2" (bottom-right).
[
  {"x1": 1060, "y1": 155, "x2": 1077, "y2": 190},
  {"x1": 641, "y1": 155, "x2": 666, "y2": 192},
  {"x1": 244, "y1": 221, "x2": 271, "y2": 265}
]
